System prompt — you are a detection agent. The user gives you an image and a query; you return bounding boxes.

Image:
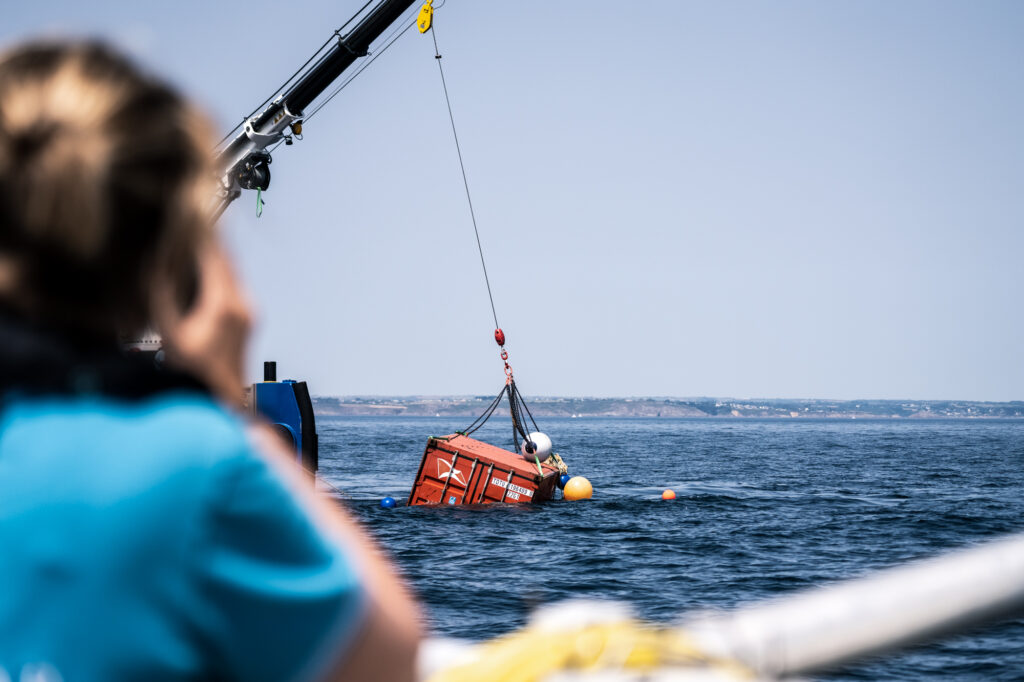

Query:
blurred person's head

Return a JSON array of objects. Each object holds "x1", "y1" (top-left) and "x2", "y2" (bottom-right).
[{"x1": 0, "y1": 41, "x2": 215, "y2": 340}]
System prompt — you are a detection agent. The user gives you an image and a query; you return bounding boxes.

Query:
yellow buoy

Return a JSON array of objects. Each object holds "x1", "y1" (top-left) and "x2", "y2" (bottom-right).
[
  {"x1": 563, "y1": 476, "x2": 593, "y2": 501},
  {"x1": 662, "y1": 489, "x2": 676, "y2": 500}
]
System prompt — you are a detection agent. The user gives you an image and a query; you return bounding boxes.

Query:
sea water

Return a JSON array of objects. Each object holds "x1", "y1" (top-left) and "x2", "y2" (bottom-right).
[{"x1": 319, "y1": 416, "x2": 1024, "y2": 680}]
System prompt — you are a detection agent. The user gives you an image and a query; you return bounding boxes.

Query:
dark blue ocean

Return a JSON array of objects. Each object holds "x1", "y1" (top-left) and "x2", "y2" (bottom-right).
[{"x1": 318, "y1": 416, "x2": 1024, "y2": 679}]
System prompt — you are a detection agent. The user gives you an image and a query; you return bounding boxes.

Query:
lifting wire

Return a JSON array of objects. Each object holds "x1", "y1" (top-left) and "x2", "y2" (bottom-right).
[
  {"x1": 217, "y1": 1, "x2": 425, "y2": 219},
  {"x1": 304, "y1": 0, "x2": 449, "y2": 126},
  {"x1": 258, "y1": 6, "x2": 423, "y2": 159},
  {"x1": 304, "y1": 9, "x2": 422, "y2": 123},
  {"x1": 425, "y1": 11, "x2": 542, "y2": 454},
  {"x1": 318, "y1": 475, "x2": 351, "y2": 501},
  {"x1": 429, "y1": 22, "x2": 499, "y2": 332},
  {"x1": 215, "y1": 0, "x2": 378, "y2": 149},
  {"x1": 460, "y1": 382, "x2": 540, "y2": 457}
]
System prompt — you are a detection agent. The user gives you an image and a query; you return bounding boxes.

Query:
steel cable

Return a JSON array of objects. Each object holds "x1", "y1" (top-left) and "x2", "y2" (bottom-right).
[
  {"x1": 430, "y1": 23, "x2": 500, "y2": 331},
  {"x1": 215, "y1": 0, "x2": 377, "y2": 148}
]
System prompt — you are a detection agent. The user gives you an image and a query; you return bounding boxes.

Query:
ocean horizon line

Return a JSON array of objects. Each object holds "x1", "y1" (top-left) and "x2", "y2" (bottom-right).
[{"x1": 308, "y1": 396, "x2": 1024, "y2": 419}]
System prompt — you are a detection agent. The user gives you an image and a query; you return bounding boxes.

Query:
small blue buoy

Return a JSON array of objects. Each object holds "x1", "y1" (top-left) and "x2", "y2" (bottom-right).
[
  {"x1": 380, "y1": 496, "x2": 397, "y2": 509},
  {"x1": 558, "y1": 474, "x2": 571, "y2": 489}
]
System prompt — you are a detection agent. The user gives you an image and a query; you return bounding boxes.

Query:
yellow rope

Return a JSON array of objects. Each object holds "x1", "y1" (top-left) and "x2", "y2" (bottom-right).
[
  {"x1": 427, "y1": 620, "x2": 753, "y2": 682},
  {"x1": 549, "y1": 453, "x2": 569, "y2": 476}
]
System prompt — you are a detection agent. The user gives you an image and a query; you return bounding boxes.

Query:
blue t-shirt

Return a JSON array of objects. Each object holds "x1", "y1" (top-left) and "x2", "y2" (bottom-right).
[{"x1": 0, "y1": 393, "x2": 364, "y2": 682}]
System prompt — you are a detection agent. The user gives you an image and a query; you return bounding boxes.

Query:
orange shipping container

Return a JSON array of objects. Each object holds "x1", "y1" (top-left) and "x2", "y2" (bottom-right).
[{"x1": 407, "y1": 433, "x2": 560, "y2": 506}]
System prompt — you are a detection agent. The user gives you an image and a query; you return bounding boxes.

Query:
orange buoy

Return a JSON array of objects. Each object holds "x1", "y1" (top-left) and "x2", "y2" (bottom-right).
[
  {"x1": 563, "y1": 476, "x2": 593, "y2": 501},
  {"x1": 662, "y1": 489, "x2": 676, "y2": 500}
]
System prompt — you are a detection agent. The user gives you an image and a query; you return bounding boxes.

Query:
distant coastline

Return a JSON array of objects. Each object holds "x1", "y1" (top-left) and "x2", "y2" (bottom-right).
[{"x1": 312, "y1": 397, "x2": 1024, "y2": 419}]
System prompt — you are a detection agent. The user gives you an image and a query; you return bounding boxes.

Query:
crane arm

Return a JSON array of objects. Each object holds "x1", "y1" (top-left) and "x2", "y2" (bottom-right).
[{"x1": 213, "y1": 0, "x2": 419, "y2": 218}]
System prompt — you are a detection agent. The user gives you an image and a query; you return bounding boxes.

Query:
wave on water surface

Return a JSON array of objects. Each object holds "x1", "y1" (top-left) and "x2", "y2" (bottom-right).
[{"x1": 319, "y1": 416, "x2": 1024, "y2": 680}]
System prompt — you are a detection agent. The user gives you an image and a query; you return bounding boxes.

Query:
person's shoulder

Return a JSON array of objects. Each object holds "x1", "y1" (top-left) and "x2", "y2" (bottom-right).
[
  {"x1": 1, "y1": 391, "x2": 252, "y2": 474},
  {"x1": 121, "y1": 392, "x2": 250, "y2": 465}
]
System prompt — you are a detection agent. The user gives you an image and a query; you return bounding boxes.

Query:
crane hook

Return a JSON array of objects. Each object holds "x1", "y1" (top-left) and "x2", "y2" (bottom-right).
[{"x1": 417, "y1": 0, "x2": 434, "y2": 33}]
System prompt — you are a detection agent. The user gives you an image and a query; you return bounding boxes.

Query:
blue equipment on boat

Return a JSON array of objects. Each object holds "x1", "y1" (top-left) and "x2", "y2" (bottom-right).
[{"x1": 251, "y1": 361, "x2": 318, "y2": 477}]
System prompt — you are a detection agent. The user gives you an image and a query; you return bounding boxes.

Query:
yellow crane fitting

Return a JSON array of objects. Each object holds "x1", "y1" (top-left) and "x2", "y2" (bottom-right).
[{"x1": 417, "y1": 0, "x2": 434, "y2": 33}]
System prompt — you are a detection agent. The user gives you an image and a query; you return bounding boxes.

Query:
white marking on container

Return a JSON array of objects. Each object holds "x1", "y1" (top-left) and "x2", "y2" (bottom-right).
[{"x1": 490, "y1": 477, "x2": 534, "y2": 498}]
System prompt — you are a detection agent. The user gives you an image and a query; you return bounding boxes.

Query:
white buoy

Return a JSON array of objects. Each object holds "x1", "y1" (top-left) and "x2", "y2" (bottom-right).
[{"x1": 520, "y1": 431, "x2": 552, "y2": 461}]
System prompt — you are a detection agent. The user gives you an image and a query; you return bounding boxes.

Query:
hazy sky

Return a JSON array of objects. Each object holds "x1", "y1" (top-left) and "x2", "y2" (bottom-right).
[{"x1": 3, "y1": 1, "x2": 1022, "y2": 400}]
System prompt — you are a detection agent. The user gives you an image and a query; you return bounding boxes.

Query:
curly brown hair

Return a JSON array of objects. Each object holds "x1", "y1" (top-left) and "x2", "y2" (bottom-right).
[{"x1": 0, "y1": 41, "x2": 215, "y2": 338}]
